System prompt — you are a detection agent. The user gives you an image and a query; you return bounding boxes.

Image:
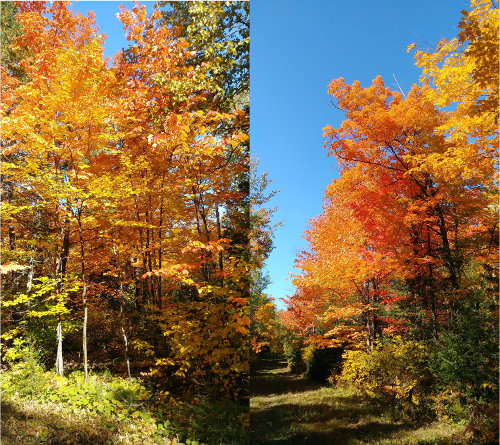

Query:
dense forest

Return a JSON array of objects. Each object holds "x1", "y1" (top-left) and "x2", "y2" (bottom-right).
[
  {"x1": 1, "y1": 1, "x2": 498, "y2": 444},
  {"x1": 277, "y1": 0, "x2": 498, "y2": 443},
  {"x1": 0, "y1": 2, "x2": 266, "y2": 444}
]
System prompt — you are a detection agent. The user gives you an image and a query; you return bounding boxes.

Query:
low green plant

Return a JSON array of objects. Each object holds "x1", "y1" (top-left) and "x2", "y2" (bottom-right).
[
  {"x1": 431, "y1": 389, "x2": 468, "y2": 423},
  {"x1": 1, "y1": 343, "x2": 50, "y2": 399},
  {"x1": 428, "y1": 268, "x2": 498, "y2": 443},
  {"x1": 282, "y1": 333, "x2": 304, "y2": 373},
  {"x1": 42, "y1": 372, "x2": 153, "y2": 420},
  {"x1": 4, "y1": 361, "x2": 246, "y2": 444},
  {"x1": 179, "y1": 396, "x2": 248, "y2": 445}
]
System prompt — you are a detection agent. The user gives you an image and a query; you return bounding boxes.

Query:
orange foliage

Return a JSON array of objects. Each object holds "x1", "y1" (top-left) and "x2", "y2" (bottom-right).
[
  {"x1": 2, "y1": 1, "x2": 249, "y2": 399},
  {"x1": 285, "y1": 2, "x2": 497, "y2": 348}
]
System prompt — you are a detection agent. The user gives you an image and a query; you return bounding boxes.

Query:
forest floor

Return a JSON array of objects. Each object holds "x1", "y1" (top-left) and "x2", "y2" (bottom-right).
[
  {"x1": 250, "y1": 354, "x2": 468, "y2": 445},
  {"x1": 1, "y1": 364, "x2": 248, "y2": 445},
  {"x1": 0, "y1": 369, "x2": 186, "y2": 445}
]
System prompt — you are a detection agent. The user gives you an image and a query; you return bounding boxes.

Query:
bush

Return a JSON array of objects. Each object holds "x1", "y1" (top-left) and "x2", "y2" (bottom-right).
[
  {"x1": 304, "y1": 345, "x2": 343, "y2": 383},
  {"x1": 282, "y1": 336, "x2": 304, "y2": 373},
  {"x1": 431, "y1": 389, "x2": 468, "y2": 423},
  {"x1": 339, "y1": 337, "x2": 433, "y2": 412},
  {"x1": 1, "y1": 343, "x2": 50, "y2": 399},
  {"x1": 429, "y1": 296, "x2": 498, "y2": 403},
  {"x1": 282, "y1": 332, "x2": 304, "y2": 372}
]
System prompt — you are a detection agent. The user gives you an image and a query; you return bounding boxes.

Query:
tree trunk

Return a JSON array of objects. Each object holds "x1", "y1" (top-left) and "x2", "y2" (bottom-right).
[
  {"x1": 120, "y1": 280, "x2": 132, "y2": 383},
  {"x1": 55, "y1": 223, "x2": 70, "y2": 377},
  {"x1": 55, "y1": 320, "x2": 64, "y2": 376},
  {"x1": 26, "y1": 255, "x2": 34, "y2": 348},
  {"x1": 77, "y1": 209, "x2": 88, "y2": 381},
  {"x1": 113, "y1": 244, "x2": 132, "y2": 383},
  {"x1": 158, "y1": 201, "x2": 163, "y2": 308},
  {"x1": 435, "y1": 205, "x2": 459, "y2": 289},
  {"x1": 61, "y1": 226, "x2": 70, "y2": 277},
  {"x1": 82, "y1": 282, "x2": 88, "y2": 381},
  {"x1": 216, "y1": 205, "x2": 224, "y2": 286},
  {"x1": 426, "y1": 226, "x2": 439, "y2": 339}
]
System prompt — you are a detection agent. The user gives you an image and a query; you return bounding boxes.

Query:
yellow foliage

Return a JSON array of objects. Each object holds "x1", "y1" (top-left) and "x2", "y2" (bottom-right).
[
  {"x1": 340, "y1": 338, "x2": 431, "y2": 410},
  {"x1": 412, "y1": 0, "x2": 498, "y2": 185}
]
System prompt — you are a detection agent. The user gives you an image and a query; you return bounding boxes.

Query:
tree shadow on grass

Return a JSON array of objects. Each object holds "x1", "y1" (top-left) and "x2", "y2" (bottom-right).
[
  {"x1": 251, "y1": 373, "x2": 321, "y2": 398},
  {"x1": 253, "y1": 354, "x2": 289, "y2": 374},
  {"x1": 250, "y1": 399, "x2": 407, "y2": 445},
  {"x1": 1, "y1": 399, "x2": 115, "y2": 445},
  {"x1": 255, "y1": 423, "x2": 407, "y2": 445},
  {"x1": 251, "y1": 354, "x2": 469, "y2": 445},
  {"x1": 251, "y1": 354, "x2": 412, "y2": 445}
]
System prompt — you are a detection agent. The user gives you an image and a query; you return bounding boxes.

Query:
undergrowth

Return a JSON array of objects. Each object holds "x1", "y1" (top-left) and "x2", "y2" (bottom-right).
[{"x1": 1, "y1": 354, "x2": 247, "y2": 445}]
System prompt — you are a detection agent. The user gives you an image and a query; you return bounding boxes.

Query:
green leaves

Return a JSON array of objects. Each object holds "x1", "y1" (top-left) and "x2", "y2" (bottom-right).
[{"x1": 158, "y1": 1, "x2": 249, "y2": 110}]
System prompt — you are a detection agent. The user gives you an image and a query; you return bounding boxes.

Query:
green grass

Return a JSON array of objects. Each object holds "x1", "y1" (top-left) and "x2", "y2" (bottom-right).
[
  {"x1": 1, "y1": 396, "x2": 188, "y2": 445},
  {"x1": 250, "y1": 354, "x2": 469, "y2": 445}
]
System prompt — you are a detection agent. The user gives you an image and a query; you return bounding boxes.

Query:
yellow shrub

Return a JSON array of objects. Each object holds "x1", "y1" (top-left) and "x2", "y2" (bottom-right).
[{"x1": 339, "y1": 337, "x2": 431, "y2": 410}]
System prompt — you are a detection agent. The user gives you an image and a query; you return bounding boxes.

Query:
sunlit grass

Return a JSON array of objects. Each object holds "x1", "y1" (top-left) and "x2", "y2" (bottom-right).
[
  {"x1": 0, "y1": 368, "x2": 200, "y2": 445},
  {"x1": 1, "y1": 396, "x2": 183, "y2": 445},
  {"x1": 251, "y1": 355, "x2": 469, "y2": 445}
]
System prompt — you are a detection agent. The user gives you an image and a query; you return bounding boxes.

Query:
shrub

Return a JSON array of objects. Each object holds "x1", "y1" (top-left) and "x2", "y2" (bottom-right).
[
  {"x1": 1, "y1": 343, "x2": 50, "y2": 399},
  {"x1": 282, "y1": 336, "x2": 304, "y2": 373},
  {"x1": 304, "y1": 345, "x2": 343, "y2": 383},
  {"x1": 428, "y1": 280, "x2": 499, "y2": 443},
  {"x1": 429, "y1": 290, "x2": 498, "y2": 403},
  {"x1": 339, "y1": 337, "x2": 433, "y2": 412},
  {"x1": 431, "y1": 389, "x2": 468, "y2": 423}
]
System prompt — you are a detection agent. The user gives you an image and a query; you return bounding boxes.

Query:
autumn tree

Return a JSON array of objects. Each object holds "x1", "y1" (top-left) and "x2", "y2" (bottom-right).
[
  {"x1": 412, "y1": 0, "x2": 498, "y2": 136},
  {"x1": 2, "y1": 1, "x2": 251, "y2": 401},
  {"x1": 105, "y1": 4, "x2": 251, "y2": 400},
  {"x1": 157, "y1": 1, "x2": 249, "y2": 111},
  {"x1": 1, "y1": 2, "x2": 117, "y2": 379},
  {"x1": 284, "y1": 0, "x2": 497, "y2": 437},
  {"x1": 1, "y1": 2, "x2": 251, "y2": 442}
]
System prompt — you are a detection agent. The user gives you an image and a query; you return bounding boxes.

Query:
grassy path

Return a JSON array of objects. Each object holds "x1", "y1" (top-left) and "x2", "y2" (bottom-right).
[{"x1": 250, "y1": 354, "x2": 466, "y2": 445}]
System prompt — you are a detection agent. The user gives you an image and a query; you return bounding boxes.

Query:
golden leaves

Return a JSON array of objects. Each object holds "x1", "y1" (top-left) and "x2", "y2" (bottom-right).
[{"x1": 406, "y1": 42, "x2": 417, "y2": 53}]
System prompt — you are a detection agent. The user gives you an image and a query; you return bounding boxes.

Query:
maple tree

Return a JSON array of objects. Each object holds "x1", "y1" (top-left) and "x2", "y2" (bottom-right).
[
  {"x1": 412, "y1": 0, "x2": 498, "y2": 139},
  {"x1": 108, "y1": 3, "x2": 250, "y2": 397},
  {"x1": 283, "y1": 1, "x2": 498, "y2": 438},
  {"x1": 2, "y1": 1, "x2": 116, "y2": 379},
  {"x1": 288, "y1": 68, "x2": 497, "y2": 343}
]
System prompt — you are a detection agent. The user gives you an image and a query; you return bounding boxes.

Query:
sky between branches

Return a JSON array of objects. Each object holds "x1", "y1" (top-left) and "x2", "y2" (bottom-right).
[{"x1": 75, "y1": 0, "x2": 468, "y2": 310}]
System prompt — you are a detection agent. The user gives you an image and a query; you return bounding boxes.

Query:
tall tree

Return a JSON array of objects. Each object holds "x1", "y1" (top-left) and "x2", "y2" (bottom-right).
[
  {"x1": 2, "y1": 1, "x2": 117, "y2": 379},
  {"x1": 286, "y1": 0, "x2": 498, "y2": 355},
  {"x1": 113, "y1": 3, "x2": 250, "y2": 398}
]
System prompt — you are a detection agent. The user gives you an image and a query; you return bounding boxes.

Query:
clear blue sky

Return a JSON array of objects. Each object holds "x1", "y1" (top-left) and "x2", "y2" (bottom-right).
[
  {"x1": 73, "y1": 2, "x2": 153, "y2": 60},
  {"x1": 75, "y1": 1, "x2": 468, "y2": 311},
  {"x1": 250, "y1": 0, "x2": 468, "y2": 310}
]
